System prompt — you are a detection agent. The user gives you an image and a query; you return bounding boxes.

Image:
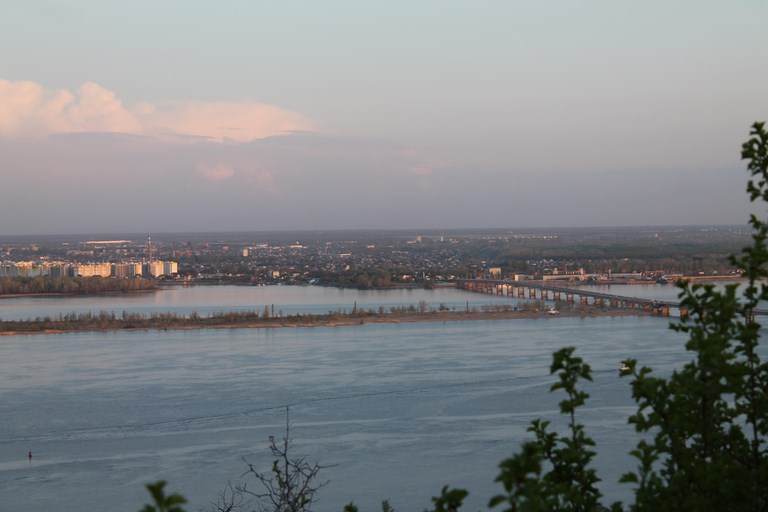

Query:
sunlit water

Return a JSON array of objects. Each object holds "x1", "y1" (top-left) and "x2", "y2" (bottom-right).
[{"x1": 0, "y1": 285, "x2": 711, "y2": 511}]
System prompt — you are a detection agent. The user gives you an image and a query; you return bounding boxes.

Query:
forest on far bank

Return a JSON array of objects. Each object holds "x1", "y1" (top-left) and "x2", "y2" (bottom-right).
[{"x1": 0, "y1": 275, "x2": 157, "y2": 295}]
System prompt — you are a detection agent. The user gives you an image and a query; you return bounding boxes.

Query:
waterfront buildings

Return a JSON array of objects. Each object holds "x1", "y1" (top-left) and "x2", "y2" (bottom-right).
[{"x1": 0, "y1": 261, "x2": 178, "y2": 278}]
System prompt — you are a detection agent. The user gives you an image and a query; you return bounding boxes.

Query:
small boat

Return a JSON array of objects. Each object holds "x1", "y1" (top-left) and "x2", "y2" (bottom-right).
[
  {"x1": 619, "y1": 362, "x2": 631, "y2": 373},
  {"x1": 547, "y1": 308, "x2": 560, "y2": 316}
]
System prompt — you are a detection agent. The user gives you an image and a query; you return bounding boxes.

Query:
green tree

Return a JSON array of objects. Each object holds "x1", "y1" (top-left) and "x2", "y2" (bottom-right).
[
  {"x1": 141, "y1": 480, "x2": 187, "y2": 512},
  {"x1": 466, "y1": 122, "x2": 768, "y2": 512},
  {"x1": 617, "y1": 122, "x2": 768, "y2": 511},
  {"x1": 489, "y1": 347, "x2": 602, "y2": 512}
]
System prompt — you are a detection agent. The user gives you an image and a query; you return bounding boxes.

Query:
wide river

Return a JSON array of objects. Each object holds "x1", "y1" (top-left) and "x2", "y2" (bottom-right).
[{"x1": 0, "y1": 284, "x2": 702, "y2": 511}]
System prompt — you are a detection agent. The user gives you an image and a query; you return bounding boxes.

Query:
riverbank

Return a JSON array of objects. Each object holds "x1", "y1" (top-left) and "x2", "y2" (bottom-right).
[
  {"x1": 0, "y1": 307, "x2": 656, "y2": 336},
  {"x1": 0, "y1": 290, "x2": 159, "y2": 300}
]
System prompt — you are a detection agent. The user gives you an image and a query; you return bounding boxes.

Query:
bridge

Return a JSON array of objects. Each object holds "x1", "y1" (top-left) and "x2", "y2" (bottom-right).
[
  {"x1": 455, "y1": 278, "x2": 768, "y2": 317},
  {"x1": 455, "y1": 278, "x2": 682, "y2": 316}
]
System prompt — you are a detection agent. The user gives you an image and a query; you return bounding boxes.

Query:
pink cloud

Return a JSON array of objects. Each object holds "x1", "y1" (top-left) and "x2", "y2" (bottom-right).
[
  {"x1": 140, "y1": 102, "x2": 309, "y2": 142},
  {"x1": 0, "y1": 79, "x2": 311, "y2": 142},
  {"x1": 194, "y1": 159, "x2": 278, "y2": 195},
  {"x1": 0, "y1": 80, "x2": 141, "y2": 136},
  {"x1": 248, "y1": 169, "x2": 278, "y2": 194},
  {"x1": 196, "y1": 162, "x2": 235, "y2": 182}
]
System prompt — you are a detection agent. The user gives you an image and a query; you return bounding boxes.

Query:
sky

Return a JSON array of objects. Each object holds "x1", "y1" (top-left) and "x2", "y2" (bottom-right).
[{"x1": 1, "y1": 1, "x2": 767, "y2": 235}]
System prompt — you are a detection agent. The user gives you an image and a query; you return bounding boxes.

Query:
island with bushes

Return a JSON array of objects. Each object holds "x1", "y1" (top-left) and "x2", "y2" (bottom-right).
[{"x1": 0, "y1": 301, "x2": 650, "y2": 335}]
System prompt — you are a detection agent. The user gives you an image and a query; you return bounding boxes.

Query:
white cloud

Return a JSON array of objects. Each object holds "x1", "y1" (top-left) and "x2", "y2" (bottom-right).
[{"x1": 0, "y1": 79, "x2": 311, "y2": 142}]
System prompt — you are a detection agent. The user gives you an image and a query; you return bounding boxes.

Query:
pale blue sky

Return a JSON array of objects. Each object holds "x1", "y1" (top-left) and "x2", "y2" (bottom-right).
[{"x1": 1, "y1": 1, "x2": 767, "y2": 234}]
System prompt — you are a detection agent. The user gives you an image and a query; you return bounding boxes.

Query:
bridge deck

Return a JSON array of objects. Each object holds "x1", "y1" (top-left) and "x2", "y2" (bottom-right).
[{"x1": 455, "y1": 279, "x2": 768, "y2": 316}]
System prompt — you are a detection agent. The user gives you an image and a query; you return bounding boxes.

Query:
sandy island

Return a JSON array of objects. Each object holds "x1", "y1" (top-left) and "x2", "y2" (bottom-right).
[{"x1": 0, "y1": 307, "x2": 657, "y2": 336}]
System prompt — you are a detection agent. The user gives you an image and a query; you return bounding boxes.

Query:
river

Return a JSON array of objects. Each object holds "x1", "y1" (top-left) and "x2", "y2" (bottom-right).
[{"x1": 0, "y1": 284, "x2": 698, "y2": 511}]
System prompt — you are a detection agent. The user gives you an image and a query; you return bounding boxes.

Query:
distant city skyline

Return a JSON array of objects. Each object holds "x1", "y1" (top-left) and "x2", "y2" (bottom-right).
[{"x1": 2, "y1": 1, "x2": 767, "y2": 235}]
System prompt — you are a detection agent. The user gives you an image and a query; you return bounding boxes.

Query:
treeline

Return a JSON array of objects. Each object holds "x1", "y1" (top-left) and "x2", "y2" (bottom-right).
[
  {"x1": 0, "y1": 302, "x2": 525, "y2": 334},
  {"x1": 0, "y1": 276, "x2": 157, "y2": 295}
]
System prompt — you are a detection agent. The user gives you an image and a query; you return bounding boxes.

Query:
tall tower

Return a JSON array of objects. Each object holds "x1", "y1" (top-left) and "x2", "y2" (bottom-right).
[{"x1": 147, "y1": 234, "x2": 152, "y2": 263}]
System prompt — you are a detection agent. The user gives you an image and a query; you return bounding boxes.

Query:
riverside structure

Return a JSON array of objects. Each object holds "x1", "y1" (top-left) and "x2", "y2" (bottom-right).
[
  {"x1": 456, "y1": 278, "x2": 680, "y2": 314},
  {"x1": 454, "y1": 278, "x2": 765, "y2": 317}
]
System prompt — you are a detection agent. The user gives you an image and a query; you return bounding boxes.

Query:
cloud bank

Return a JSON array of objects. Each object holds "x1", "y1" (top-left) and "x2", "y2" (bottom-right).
[
  {"x1": 0, "y1": 79, "x2": 752, "y2": 235},
  {"x1": 0, "y1": 80, "x2": 310, "y2": 142}
]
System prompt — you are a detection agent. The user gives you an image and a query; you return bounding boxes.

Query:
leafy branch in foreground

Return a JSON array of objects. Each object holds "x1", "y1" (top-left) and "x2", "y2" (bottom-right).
[
  {"x1": 140, "y1": 480, "x2": 187, "y2": 512},
  {"x1": 618, "y1": 121, "x2": 768, "y2": 512},
  {"x1": 489, "y1": 347, "x2": 603, "y2": 512}
]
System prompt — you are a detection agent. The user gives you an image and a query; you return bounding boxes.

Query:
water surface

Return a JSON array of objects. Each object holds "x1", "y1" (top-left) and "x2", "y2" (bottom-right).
[
  {"x1": 0, "y1": 285, "x2": 536, "y2": 321},
  {"x1": 0, "y1": 305, "x2": 688, "y2": 511}
]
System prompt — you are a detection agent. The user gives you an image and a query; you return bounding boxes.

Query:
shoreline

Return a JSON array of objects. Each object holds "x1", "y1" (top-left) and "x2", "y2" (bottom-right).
[
  {"x1": 0, "y1": 289, "x2": 159, "y2": 300},
  {"x1": 0, "y1": 307, "x2": 658, "y2": 336}
]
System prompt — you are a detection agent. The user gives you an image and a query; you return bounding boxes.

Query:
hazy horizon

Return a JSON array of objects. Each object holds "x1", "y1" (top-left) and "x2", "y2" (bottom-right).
[
  {"x1": 0, "y1": 224, "x2": 750, "y2": 245},
  {"x1": 2, "y1": 2, "x2": 767, "y2": 235}
]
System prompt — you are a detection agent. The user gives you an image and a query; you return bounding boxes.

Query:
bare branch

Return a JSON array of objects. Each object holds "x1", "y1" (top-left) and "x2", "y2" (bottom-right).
[
  {"x1": 205, "y1": 481, "x2": 249, "y2": 512},
  {"x1": 237, "y1": 407, "x2": 330, "y2": 512}
]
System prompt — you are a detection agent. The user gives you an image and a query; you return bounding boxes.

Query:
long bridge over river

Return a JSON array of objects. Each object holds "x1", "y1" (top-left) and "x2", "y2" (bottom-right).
[
  {"x1": 455, "y1": 278, "x2": 768, "y2": 317},
  {"x1": 455, "y1": 278, "x2": 681, "y2": 316}
]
